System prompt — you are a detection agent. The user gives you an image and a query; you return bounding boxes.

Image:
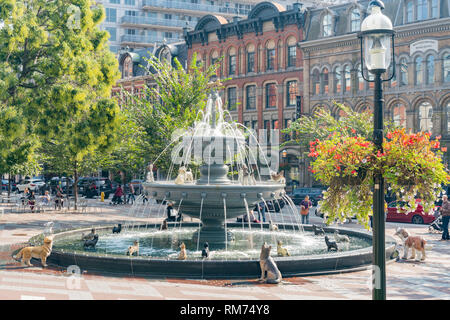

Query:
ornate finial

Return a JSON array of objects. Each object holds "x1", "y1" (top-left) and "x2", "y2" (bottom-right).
[{"x1": 369, "y1": 0, "x2": 385, "y2": 10}]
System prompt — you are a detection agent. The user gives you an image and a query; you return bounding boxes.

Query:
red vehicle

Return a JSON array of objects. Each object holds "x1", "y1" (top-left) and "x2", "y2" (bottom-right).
[{"x1": 387, "y1": 200, "x2": 437, "y2": 224}]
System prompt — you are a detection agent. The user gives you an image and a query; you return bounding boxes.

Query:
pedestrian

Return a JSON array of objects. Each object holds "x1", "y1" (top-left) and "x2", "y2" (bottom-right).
[
  {"x1": 254, "y1": 203, "x2": 266, "y2": 223},
  {"x1": 166, "y1": 202, "x2": 174, "y2": 221},
  {"x1": 127, "y1": 183, "x2": 135, "y2": 204},
  {"x1": 28, "y1": 191, "x2": 36, "y2": 213},
  {"x1": 55, "y1": 188, "x2": 64, "y2": 210},
  {"x1": 300, "y1": 195, "x2": 312, "y2": 224},
  {"x1": 440, "y1": 195, "x2": 450, "y2": 241},
  {"x1": 112, "y1": 185, "x2": 124, "y2": 205}
]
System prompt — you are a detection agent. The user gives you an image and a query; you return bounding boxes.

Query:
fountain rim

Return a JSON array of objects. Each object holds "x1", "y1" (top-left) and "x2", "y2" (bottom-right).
[{"x1": 25, "y1": 223, "x2": 398, "y2": 279}]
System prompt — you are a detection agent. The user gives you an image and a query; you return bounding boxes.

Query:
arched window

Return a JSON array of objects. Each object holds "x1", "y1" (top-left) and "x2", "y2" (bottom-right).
[
  {"x1": 393, "y1": 103, "x2": 407, "y2": 128},
  {"x1": 444, "y1": 53, "x2": 450, "y2": 83},
  {"x1": 426, "y1": 55, "x2": 434, "y2": 84},
  {"x1": 122, "y1": 56, "x2": 133, "y2": 78},
  {"x1": 312, "y1": 69, "x2": 320, "y2": 95},
  {"x1": 357, "y1": 64, "x2": 364, "y2": 91},
  {"x1": 334, "y1": 66, "x2": 342, "y2": 93},
  {"x1": 344, "y1": 65, "x2": 351, "y2": 92},
  {"x1": 417, "y1": 0, "x2": 428, "y2": 20},
  {"x1": 418, "y1": 101, "x2": 433, "y2": 132},
  {"x1": 322, "y1": 14, "x2": 332, "y2": 37},
  {"x1": 399, "y1": 58, "x2": 408, "y2": 86},
  {"x1": 350, "y1": 9, "x2": 360, "y2": 32},
  {"x1": 415, "y1": 56, "x2": 423, "y2": 85},
  {"x1": 266, "y1": 83, "x2": 277, "y2": 109},
  {"x1": 406, "y1": 1, "x2": 413, "y2": 22},
  {"x1": 446, "y1": 102, "x2": 450, "y2": 132},
  {"x1": 321, "y1": 68, "x2": 329, "y2": 94}
]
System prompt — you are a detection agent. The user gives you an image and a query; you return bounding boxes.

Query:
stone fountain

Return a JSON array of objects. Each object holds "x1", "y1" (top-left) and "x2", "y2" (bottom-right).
[{"x1": 143, "y1": 91, "x2": 285, "y2": 246}]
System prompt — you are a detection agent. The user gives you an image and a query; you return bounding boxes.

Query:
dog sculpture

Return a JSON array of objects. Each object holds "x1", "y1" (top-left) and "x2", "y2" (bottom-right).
[
  {"x1": 14, "y1": 236, "x2": 53, "y2": 267},
  {"x1": 259, "y1": 242, "x2": 282, "y2": 284},
  {"x1": 112, "y1": 224, "x2": 122, "y2": 234},
  {"x1": 325, "y1": 236, "x2": 338, "y2": 252},
  {"x1": 238, "y1": 164, "x2": 256, "y2": 186},
  {"x1": 44, "y1": 221, "x2": 54, "y2": 235},
  {"x1": 185, "y1": 169, "x2": 194, "y2": 183},
  {"x1": 312, "y1": 224, "x2": 325, "y2": 236},
  {"x1": 146, "y1": 163, "x2": 154, "y2": 182},
  {"x1": 178, "y1": 242, "x2": 187, "y2": 260},
  {"x1": 277, "y1": 240, "x2": 290, "y2": 257},
  {"x1": 81, "y1": 228, "x2": 96, "y2": 241},
  {"x1": 126, "y1": 240, "x2": 139, "y2": 256},
  {"x1": 175, "y1": 166, "x2": 187, "y2": 185},
  {"x1": 334, "y1": 230, "x2": 350, "y2": 242},
  {"x1": 394, "y1": 227, "x2": 427, "y2": 261},
  {"x1": 270, "y1": 171, "x2": 286, "y2": 184},
  {"x1": 269, "y1": 221, "x2": 279, "y2": 231},
  {"x1": 83, "y1": 234, "x2": 99, "y2": 250},
  {"x1": 201, "y1": 242, "x2": 210, "y2": 259}
]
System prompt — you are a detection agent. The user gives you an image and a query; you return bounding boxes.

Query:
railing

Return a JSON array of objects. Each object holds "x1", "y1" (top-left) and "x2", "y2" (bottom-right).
[
  {"x1": 141, "y1": 0, "x2": 250, "y2": 15},
  {"x1": 120, "y1": 34, "x2": 183, "y2": 44},
  {"x1": 120, "y1": 15, "x2": 197, "y2": 28}
]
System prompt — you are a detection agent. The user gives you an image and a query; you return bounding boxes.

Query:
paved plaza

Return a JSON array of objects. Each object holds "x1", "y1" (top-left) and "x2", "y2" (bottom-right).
[{"x1": 0, "y1": 198, "x2": 448, "y2": 300}]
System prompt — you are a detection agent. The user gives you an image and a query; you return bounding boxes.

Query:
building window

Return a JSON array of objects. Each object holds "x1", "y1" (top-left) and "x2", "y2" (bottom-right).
[
  {"x1": 106, "y1": 8, "x2": 117, "y2": 23},
  {"x1": 322, "y1": 14, "x2": 332, "y2": 37},
  {"x1": 266, "y1": 83, "x2": 277, "y2": 109},
  {"x1": 227, "y1": 87, "x2": 237, "y2": 111},
  {"x1": 246, "y1": 85, "x2": 256, "y2": 110},
  {"x1": 321, "y1": 68, "x2": 329, "y2": 94},
  {"x1": 122, "y1": 56, "x2": 133, "y2": 79},
  {"x1": 406, "y1": 1, "x2": 413, "y2": 22},
  {"x1": 247, "y1": 52, "x2": 255, "y2": 73},
  {"x1": 105, "y1": 27, "x2": 117, "y2": 41},
  {"x1": 164, "y1": 14, "x2": 172, "y2": 20},
  {"x1": 228, "y1": 54, "x2": 236, "y2": 75},
  {"x1": 400, "y1": 58, "x2": 408, "y2": 86},
  {"x1": 417, "y1": 0, "x2": 428, "y2": 20},
  {"x1": 418, "y1": 101, "x2": 433, "y2": 132},
  {"x1": 334, "y1": 66, "x2": 342, "y2": 93},
  {"x1": 287, "y1": 45, "x2": 296, "y2": 68},
  {"x1": 431, "y1": 0, "x2": 438, "y2": 18},
  {"x1": 125, "y1": 10, "x2": 137, "y2": 16},
  {"x1": 266, "y1": 49, "x2": 275, "y2": 71},
  {"x1": 350, "y1": 9, "x2": 360, "y2": 32},
  {"x1": 286, "y1": 81, "x2": 298, "y2": 107},
  {"x1": 312, "y1": 70, "x2": 320, "y2": 95},
  {"x1": 110, "y1": 0, "x2": 120, "y2": 4},
  {"x1": 443, "y1": 54, "x2": 450, "y2": 82},
  {"x1": 415, "y1": 56, "x2": 423, "y2": 85},
  {"x1": 344, "y1": 65, "x2": 351, "y2": 92},
  {"x1": 393, "y1": 103, "x2": 407, "y2": 128},
  {"x1": 447, "y1": 102, "x2": 450, "y2": 132},
  {"x1": 125, "y1": 0, "x2": 135, "y2": 5},
  {"x1": 357, "y1": 64, "x2": 364, "y2": 91},
  {"x1": 164, "y1": 32, "x2": 173, "y2": 39},
  {"x1": 264, "y1": 120, "x2": 270, "y2": 130},
  {"x1": 426, "y1": 55, "x2": 434, "y2": 84},
  {"x1": 251, "y1": 120, "x2": 258, "y2": 130}
]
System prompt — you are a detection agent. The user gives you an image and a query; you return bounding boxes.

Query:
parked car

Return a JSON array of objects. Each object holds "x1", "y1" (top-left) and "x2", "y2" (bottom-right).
[
  {"x1": 77, "y1": 177, "x2": 114, "y2": 199},
  {"x1": 49, "y1": 177, "x2": 74, "y2": 194},
  {"x1": 264, "y1": 199, "x2": 286, "y2": 213},
  {"x1": 288, "y1": 187, "x2": 326, "y2": 206},
  {"x1": 16, "y1": 178, "x2": 46, "y2": 193},
  {"x1": 386, "y1": 200, "x2": 436, "y2": 224},
  {"x1": 1, "y1": 179, "x2": 17, "y2": 192}
]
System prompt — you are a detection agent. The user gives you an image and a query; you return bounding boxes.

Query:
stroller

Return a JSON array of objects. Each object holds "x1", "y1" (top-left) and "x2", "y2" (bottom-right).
[
  {"x1": 429, "y1": 215, "x2": 443, "y2": 233},
  {"x1": 111, "y1": 194, "x2": 124, "y2": 205}
]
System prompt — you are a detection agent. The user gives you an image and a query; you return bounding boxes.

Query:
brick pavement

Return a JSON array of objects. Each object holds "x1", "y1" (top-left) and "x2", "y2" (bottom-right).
[{"x1": 0, "y1": 199, "x2": 449, "y2": 300}]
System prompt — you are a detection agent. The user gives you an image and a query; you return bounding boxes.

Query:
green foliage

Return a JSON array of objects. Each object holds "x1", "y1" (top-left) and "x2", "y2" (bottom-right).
[{"x1": 114, "y1": 53, "x2": 225, "y2": 176}]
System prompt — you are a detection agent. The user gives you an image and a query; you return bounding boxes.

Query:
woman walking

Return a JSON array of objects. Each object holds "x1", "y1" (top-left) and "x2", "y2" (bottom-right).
[{"x1": 300, "y1": 195, "x2": 312, "y2": 224}]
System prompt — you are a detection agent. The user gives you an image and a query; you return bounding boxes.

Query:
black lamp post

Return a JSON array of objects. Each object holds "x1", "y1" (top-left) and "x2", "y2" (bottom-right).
[{"x1": 358, "y1": 0, "x2": 395, "y2": 301}]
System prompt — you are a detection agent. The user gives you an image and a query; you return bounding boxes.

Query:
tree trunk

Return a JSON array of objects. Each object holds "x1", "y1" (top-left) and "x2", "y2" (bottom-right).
[
  {"x1": 8, "y1": 173, "x2": 11, "y2": 199},
  {"x1": 74, "y1": 162, "x2": 78, "y2": 211}
]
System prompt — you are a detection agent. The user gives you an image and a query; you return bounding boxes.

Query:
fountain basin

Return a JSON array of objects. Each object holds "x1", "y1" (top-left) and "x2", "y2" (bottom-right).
[{"x1": 28, "y1": 223, "x2": 398, "y2": 279}]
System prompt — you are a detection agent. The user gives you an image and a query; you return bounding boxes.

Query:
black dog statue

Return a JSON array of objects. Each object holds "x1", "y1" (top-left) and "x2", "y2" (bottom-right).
[
  {"x1": 201, "y1": 242, "x2": 209, "y2": 259},
  {"x1": 324, "y1": 236, "x2": 338, "y2": 252},
  {"x1": 112, "y1": 224, "x2": 122, "y2": 234},
  {"x1": 312, "y1": 224, "x2": 325, "y2": 236},
  {"x1": 84, "y1": 234, "x2": 99, "y2": 250}
]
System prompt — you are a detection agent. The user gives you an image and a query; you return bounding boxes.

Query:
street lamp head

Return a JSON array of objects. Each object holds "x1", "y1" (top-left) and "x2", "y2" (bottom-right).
[{"x1": 359, "y1": 0, "x2": 394, "y2": 73}]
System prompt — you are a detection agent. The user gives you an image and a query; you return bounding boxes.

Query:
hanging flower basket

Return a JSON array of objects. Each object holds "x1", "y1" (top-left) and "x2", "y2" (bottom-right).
[{"x1": 330, "y1": 167, "x2": 368, "y2": 186}]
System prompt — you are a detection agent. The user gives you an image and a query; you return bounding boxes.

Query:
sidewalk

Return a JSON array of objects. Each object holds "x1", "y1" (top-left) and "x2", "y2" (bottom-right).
[{"x1": 0, "y1": 200, "x2": 449, "y2": 300}]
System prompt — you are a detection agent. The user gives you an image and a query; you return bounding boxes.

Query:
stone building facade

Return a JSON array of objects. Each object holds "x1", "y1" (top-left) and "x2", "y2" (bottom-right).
[{"x1": 300, "y1": 0, "x2": 450, "y2": 186}]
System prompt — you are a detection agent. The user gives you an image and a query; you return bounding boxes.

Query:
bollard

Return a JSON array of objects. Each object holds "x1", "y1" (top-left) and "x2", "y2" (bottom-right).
[{"x1": 101, "y1": 192, "x2": 105, "y2": 202}]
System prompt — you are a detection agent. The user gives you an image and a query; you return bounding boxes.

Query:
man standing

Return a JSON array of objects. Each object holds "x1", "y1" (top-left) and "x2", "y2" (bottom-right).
[{"x1": 440, "y1": 195, "x2": 450, "y2": 241}]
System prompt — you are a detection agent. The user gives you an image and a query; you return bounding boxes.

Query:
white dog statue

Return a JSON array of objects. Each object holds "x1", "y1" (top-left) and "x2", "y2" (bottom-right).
[
  {"x1": 270, "y1": 171, "x2": 286, "y2": 184},
  {"x1": 175, "y1": 166, "x2": 187, "y2": 185},
  {"x1": 146, "y1": 163, "x2": 154, "y2": 182},
  {"x1": 185, "y1": 169, "x2": 194, "y2": 183}
]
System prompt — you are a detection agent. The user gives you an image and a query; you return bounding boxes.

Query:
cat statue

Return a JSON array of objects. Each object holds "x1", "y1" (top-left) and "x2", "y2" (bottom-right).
[{"x1": 259, "y1": 242, "x2": 282, "y2": 284}]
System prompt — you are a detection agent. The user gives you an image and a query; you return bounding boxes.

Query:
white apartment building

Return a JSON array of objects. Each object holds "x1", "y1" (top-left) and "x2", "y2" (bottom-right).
[{"x1": 96, "y1": 0, "x2": 319, "y2": 53}]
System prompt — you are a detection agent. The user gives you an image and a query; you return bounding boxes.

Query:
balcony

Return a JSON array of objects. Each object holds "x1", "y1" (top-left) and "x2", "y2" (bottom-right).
[
  {"x1": 141, "y1": 0, "x2": 250, "y2": 17},
  {"x1": 120, "y1": 34, "x2": 183, "y2": 46},
  {"x1": 120, "y1": 15, "x2": 197, "y2": 30}
]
